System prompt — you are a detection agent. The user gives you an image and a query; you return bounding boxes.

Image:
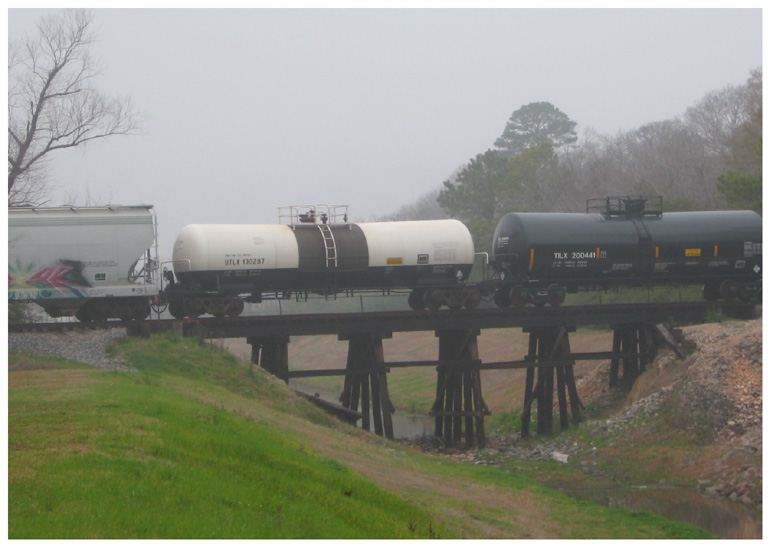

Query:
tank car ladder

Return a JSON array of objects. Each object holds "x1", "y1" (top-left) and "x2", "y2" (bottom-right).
[{"x1": 318, "y1": 224, "x2": 338, "y2": 268}]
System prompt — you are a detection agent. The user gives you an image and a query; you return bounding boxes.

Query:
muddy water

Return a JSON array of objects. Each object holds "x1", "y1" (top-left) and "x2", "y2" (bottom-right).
[{"x1": 392, "y1": 413, "x2": 434, "y2": 439}]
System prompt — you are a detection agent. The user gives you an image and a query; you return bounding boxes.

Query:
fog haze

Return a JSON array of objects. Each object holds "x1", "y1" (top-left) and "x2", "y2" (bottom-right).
[{"x1": 7, "y1": 8, "x2": 762, "y2": 258}]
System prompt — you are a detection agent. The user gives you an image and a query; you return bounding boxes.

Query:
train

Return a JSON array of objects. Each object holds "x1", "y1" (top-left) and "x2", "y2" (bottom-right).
[
  {"x1": 165, "y1": 205, "x2": 476, "y2": 318},
  {"x1": 7, "y1": 198, "x2": 762, "y2": 322},
  {"x1": 489, "y1": 197, "x2": 762, "y2": 307},
  {"x1": 8, "y1": 205, "x2": 160, "y2": 321}
]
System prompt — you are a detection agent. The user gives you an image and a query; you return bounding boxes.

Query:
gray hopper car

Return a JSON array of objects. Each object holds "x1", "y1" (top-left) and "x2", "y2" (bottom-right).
[{"x1": 8, "y1": 205, "x2": 160, "y2": 321}]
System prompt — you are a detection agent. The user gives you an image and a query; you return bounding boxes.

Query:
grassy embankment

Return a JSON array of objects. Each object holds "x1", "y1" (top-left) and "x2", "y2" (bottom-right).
[{"x1": 8, "y1": 333, "x2": 714, "y2": 539}]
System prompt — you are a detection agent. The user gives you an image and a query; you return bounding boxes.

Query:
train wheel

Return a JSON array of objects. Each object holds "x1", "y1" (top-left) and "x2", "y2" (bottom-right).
[
  {"x1": 408, "y1": 289, "x2": 426, "y2": 310},
  {"x1": 75, "y1": 306, "x2": 92, "y2": 322},
  {"x1": 509, "y1": 285, "x2": 530, "y2": 308},
  {"x1": 89, "y1": 301, "x2": 110, "y2": 322},
  {"x1": 720, "y1": 280, "x2": 739, "y2": 300},
  {"x1": 494, "y1": 288, "x2": 511, "y2": 308},
  {"x1": 424, "y1": 289, "x2": 443, "y2": 310},
  {"x1": 547, "y1": 284, "x2": 566, "y2": 307},
  {"x1": 738, "y1": 287, "x2": 753, "y2": 303},
  {"x1": 464, "y1": 289, "x2": 481, "y2": 309},
  {"x1": 205, "y1": 298, "x2": 229, "y2": 318},
  {"x1": 184, "y1": 299, "x2": 204, "y2": 318},
  {"x1": 446, "y1": 290, "x2": 465, "y2": 310},
  {"x1": 114, "y1": 301, "x2": 135, "y2": 321},
  {"x1": 168, "y1": 300, "x2": 185, "y2": 319},
  {"x1": 227, "y1": 298, "x2": 245, "y2": 317}
]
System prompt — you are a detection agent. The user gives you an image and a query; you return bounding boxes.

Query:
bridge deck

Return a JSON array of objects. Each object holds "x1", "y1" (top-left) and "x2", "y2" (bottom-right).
[
  {"x1": 10, "y1": 302, "x2": 715, "y2": 337},
  {"x1": 140, "y1": 302, "x2": 711, "y2": 338}
]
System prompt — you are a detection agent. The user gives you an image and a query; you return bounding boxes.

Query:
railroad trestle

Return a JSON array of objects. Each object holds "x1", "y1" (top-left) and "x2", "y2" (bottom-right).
[
  {"x1": 16, "y1": 302, "x2": 731, "y2": 447},
  {"x1": 154, "y1": 303, "x2": 713, "y2": 447}
]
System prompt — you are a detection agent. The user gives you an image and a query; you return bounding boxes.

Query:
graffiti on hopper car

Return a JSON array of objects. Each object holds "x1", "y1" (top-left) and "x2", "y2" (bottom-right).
[{"x1": 8, "y1": 259, "x2": 91, "y2": 300}]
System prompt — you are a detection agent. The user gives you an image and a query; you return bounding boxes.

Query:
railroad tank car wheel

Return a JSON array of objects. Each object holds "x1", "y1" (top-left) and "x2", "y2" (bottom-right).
[
  {"x1": 737, "y1": 286, "x2": 753, "y2": 303},
  {"x1": 493, "y1": 288, "x2": 511, "y2": 308},
  {"x1": 509, "y1": 285, "x2": 530, "y2": 308},
  {"x1": 227, "y1": 298, "x2": 245, "y2": 317},
  {"x1": 204, "y1": 298, "x2": 228, "y2": 318},
  {"x1": 184, "y1": 299, "x2": 204, "y2": 319},
  {"x1": 423, "y1": 289, "x2": 443, "y2": 310},
  {"x1": 168, "y1": 300, "x2": 185, "y2": 319},
  {"x1": 446, "y1": 290, "x2": 466, "y2": 310},
  {"x1": 720, "y1": 280, "x2": 739, "y2": 300},
  {"x1": 464, "y1": 289, "x2": 481, "y2": 309},
  {"x1": 408, "y1": 289, "x2": 426, "y2": 311},
  {"x1": 547, "y1": 284, "x2": 566, "y2": 307}
]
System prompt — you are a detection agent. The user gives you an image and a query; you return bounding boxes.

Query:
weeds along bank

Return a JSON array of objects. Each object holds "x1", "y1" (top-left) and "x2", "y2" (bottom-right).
[
  {"x1": 8, "y1": 331, "x2": 715, "y2": 539},
  {"x1": 415, "y1": 318, "x2": 762, "y2": 538}
]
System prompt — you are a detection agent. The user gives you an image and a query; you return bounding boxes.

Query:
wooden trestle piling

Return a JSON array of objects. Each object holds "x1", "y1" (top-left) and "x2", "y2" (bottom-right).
[
  {"x1": 248, "y1": 335, "x2": 290, "y2": 382},
  {"x1": 519, "y1": 327, "x2": 584, "y2": 437},
  {"x1": 432, "y1": 329, "x2": 490, "y2": 448},
  {"x1": 247, "y1": 325, "x2": 661, "y2": 443},
  {"x1": 338, "y1": 333, "x2": 395, "y2": 440},
  {"x1": 608, "y1": 324, "x2": 655, "y2": 390},
  {"x1": 197, "y1": 303, "x2": 711, "y2": 443}
]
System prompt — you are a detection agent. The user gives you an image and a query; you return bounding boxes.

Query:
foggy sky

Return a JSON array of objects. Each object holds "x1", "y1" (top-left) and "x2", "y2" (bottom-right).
[{"x1": 7, "y1": 8, "x2": 763, "y2": 259}]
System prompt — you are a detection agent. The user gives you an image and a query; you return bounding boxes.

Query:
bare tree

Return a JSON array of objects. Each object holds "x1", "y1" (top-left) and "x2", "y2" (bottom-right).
[
  {"x1": 8, "y1": 9, "x2": 136, "y2": 205},
  {"x1": 683, "y1": 85, "x2": 748, "y2": 158},
  {"x1": 683, "y1": 69, "x2": 762, "y2": 160}
]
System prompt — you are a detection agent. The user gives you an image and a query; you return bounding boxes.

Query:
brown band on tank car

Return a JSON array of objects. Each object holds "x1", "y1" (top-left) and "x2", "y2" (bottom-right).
[{"x1": 293, "y1": 223, "x2": 369, "y2": 271}]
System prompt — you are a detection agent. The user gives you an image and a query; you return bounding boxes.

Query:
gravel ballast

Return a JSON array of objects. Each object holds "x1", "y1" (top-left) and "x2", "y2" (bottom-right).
[{"x1": 8, "y1": 328, "x2": 135, "y2": 372}]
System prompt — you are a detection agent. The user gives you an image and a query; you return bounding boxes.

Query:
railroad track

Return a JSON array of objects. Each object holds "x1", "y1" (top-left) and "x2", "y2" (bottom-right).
[
  {"x1": 8, "y1": 320, "x2": 129, "y2": 334},
  {"x1": 6, "y1": 301, "x2": 734, "y2": 338}
]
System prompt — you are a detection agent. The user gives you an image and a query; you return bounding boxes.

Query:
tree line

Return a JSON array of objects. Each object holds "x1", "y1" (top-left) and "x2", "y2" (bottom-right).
[{"x1": 386, "y1": 70, "x2": 762, "y2": 252}]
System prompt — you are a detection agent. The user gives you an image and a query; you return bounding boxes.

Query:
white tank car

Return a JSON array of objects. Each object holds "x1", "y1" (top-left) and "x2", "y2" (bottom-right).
[
  {"x1": 8, "y1": 205, "x2": 159, "y2": 321},
  {"x1": 168, "y1": 218, "x2": 477, "y2": 317}
]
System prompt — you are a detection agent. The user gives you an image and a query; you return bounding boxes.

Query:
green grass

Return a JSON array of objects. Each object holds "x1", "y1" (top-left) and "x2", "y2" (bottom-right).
[
  {"x1": 8, "y1": 340, "x2": 447, "y2": 539},
  {"x1": 9, "y1": 333, "x2": 716, "y2": 539}
]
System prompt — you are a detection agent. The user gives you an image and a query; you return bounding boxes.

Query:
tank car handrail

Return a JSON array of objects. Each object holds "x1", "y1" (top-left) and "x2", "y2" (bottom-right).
[
  {"x1": 586, "y1": 195, "x2": 663, "y2": 219},
  {"x1": 278, "y1": 204, "x2": 350, "y2": 227}
]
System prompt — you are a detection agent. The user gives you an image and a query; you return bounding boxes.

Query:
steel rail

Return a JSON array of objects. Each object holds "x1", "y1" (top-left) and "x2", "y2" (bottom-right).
[{"x1": 9, "y1": 302, "x2": 716, "y2": 337}]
